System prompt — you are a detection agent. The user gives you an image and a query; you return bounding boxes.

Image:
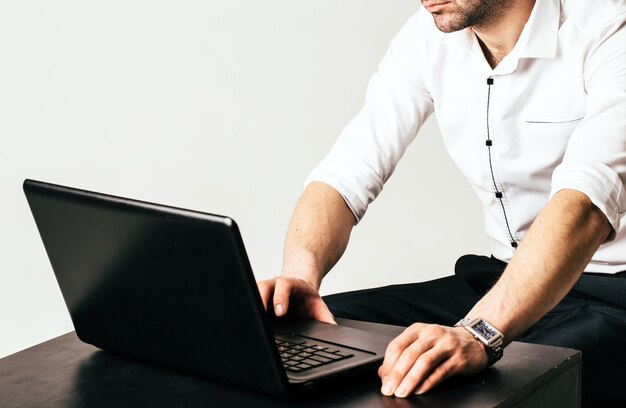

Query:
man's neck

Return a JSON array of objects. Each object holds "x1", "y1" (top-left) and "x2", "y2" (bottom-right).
[{"x1": 472, "y1": 0, "x2": 536, "y2": 69}]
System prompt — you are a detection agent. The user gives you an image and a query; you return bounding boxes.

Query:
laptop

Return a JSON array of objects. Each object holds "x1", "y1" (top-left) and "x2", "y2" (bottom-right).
[{"x1": 23, "y1": 179, "x2": 391, "y2": 396}]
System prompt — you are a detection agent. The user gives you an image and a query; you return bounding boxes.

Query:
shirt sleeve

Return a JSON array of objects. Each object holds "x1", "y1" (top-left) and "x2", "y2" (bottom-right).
[
  {"x1": 305, "y1": 11, "x2": 435, "y2": 224},
  {"x1": 549, "y1": 12, "x2": 626, "y2": 239}
]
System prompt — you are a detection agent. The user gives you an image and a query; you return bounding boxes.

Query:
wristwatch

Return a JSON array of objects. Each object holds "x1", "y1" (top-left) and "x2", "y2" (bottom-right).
[{"x1": 455, "y1": 317, "x2": 504, "y2": 366}]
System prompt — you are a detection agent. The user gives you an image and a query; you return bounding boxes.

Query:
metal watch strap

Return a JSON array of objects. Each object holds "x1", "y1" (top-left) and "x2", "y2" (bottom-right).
[
  {"x1": 454, "y1": 318, "x2": 504, "y2": 366},
  {"x1": 483, "y1": 339, "x2": 504, "y2": 366}
]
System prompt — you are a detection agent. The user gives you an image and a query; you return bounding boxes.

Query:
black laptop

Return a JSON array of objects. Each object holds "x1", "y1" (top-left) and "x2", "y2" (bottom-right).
[{"x1": 23, "y1": 179, "x2": 390, "y2": 396}]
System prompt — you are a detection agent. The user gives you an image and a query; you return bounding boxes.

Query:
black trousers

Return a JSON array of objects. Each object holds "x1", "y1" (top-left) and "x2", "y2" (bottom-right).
[{"x1": 323, "y1": 255, "x2": 626, "y2": 406}]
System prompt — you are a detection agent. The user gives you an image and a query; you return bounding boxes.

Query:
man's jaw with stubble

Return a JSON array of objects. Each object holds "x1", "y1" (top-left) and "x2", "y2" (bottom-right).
[{"x1": 421, "y1": 0, "x2": 511, "y2": 34}]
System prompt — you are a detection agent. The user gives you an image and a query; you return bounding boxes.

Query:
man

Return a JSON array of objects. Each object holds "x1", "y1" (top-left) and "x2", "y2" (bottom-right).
[{"x1": 259, "y1": 0, "x2": 626, "y2": 404}]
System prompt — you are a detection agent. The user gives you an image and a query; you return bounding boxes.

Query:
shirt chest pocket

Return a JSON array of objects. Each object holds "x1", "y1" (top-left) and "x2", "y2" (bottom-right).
[
  {"x1": 524, "y1": 114, "x2": 584, "y2": 128},
  {"x1": 519, "y1": 114, "x2": 585, "y2": 170},
  {"x1": 523, "y1": 114, "x2": 584, "y2": 137}
]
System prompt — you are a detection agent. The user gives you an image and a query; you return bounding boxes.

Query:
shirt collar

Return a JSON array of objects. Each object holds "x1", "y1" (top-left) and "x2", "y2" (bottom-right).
[
  {"x1": 442, "y1": 0, "x2": 561, "y2": 68},
  {"x1": 513, "y1": 0, "x2": 560, "y2": 60}
]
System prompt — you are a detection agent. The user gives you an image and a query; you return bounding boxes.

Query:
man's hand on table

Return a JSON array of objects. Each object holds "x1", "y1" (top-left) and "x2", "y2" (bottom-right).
[{"x1": 378, "y1": 323, "x2": 489, "y2": 397}]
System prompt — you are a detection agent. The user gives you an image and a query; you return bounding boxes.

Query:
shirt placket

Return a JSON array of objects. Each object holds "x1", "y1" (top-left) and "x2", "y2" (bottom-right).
[{"x1": 484, "y1": 75, "x2": 519, "y2": 249}]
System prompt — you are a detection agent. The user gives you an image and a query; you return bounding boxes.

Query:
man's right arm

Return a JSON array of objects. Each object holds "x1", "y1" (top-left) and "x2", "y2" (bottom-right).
[
  {"x1": 258, "y1": 11, "x2": 434, "y2": 323},
  {"x1": 258, "y1": 181, "x2": 355, "y2": 324}
]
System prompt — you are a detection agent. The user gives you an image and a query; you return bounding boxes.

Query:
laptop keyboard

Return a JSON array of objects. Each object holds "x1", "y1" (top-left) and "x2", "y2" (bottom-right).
[{"x1": 275, "y1": 338, "x2": 355, "y2": 373}]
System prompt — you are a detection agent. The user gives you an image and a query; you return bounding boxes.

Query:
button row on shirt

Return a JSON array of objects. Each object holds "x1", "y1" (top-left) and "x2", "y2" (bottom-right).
[{"x1": 486, "y1": 75, "x2": 518, "y2": 250}]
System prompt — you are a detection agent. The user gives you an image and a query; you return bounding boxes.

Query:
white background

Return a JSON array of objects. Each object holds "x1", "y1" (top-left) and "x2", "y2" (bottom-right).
[{"x1": 0, "y1": 0, "x2": 489, "y2": 358}]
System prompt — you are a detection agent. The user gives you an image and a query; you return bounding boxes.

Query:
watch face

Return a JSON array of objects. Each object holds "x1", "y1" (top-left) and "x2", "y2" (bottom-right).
[{"x1": 471, "y1": 320, "x2": 496, "y2": 340}]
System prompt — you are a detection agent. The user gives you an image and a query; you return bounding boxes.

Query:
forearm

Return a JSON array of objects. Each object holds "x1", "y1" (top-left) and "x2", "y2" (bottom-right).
[
  {"x1": 282, "y1": 182, "x2": 355, "y2": 290},
  {"x1": 468, "y1": 189, "x2": 611, "y2": 343}
]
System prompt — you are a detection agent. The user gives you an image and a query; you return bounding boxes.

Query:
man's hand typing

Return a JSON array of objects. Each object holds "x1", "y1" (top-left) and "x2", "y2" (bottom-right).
[{"x1": 258, "y1": 276, "x2": 336, "y2": 324}]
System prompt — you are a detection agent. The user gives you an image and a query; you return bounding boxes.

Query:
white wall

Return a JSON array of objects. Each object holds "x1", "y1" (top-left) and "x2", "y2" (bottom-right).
[{"x1": 0, "y1": 0, "x2": 489, "y2": 358}]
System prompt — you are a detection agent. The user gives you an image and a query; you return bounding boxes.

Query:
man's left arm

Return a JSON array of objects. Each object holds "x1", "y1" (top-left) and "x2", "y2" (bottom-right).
[
  {"x1": 378, "y1": 9, "x2": 626, "y2": 398},
  {"x1": 378, "y1": 189, "x2": 611, "y2": 398}
]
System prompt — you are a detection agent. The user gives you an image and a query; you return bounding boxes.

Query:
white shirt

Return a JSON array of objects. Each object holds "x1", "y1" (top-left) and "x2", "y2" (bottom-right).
[{"x1": 306, "y1": 0, "x2": 626, "y2": 273}]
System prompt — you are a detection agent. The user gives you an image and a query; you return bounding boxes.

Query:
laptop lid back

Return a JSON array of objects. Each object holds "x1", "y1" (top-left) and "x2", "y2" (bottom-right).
[{"x1": 23, "y1": 179, "x2": 290, "y2": 395}]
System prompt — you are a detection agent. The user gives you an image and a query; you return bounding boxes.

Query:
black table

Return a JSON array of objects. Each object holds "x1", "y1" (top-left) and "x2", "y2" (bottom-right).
[{"x1": 0, "y1": 319, "x2": 580, "y2": 407}]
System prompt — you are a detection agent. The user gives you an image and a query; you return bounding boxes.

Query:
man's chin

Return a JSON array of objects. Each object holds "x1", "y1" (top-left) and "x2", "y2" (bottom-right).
[{"x1": 431, "y1": 14, "x2": 467, "y2": 33}]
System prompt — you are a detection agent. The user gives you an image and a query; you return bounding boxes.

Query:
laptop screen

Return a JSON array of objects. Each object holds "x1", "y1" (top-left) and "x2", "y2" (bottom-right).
[{"x1": 24, "y1": 179, "x2": 289, "y2": 394}]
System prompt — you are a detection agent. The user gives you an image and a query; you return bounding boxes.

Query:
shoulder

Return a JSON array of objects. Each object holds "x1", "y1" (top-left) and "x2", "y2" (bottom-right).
[
  {"x1": 389, "y1": 6, "x2": 446, "y2": 69},
  {"x1": 392, "y1": 7, "x2": 444, "y2": 48},
  {"x1": 561, "y1": 0, "x2": 626, "y2": 36}
]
